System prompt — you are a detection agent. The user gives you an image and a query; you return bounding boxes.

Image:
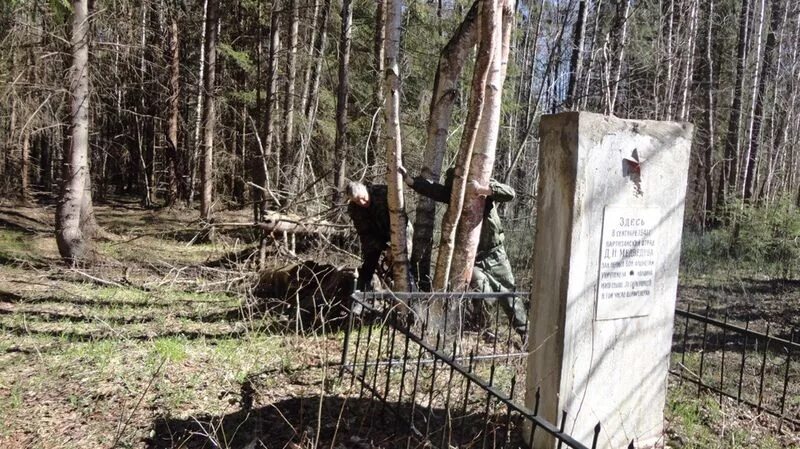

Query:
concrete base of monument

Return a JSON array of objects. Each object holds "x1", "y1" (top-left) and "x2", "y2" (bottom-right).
[{"x1": 524, "y1": 112, "x2": 693, "y2": 449}]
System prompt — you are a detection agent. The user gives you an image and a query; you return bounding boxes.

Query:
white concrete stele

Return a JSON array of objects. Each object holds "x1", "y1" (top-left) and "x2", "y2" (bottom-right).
[{"x1": 525, "y1": 112, "x2": 693, "y2": 449}]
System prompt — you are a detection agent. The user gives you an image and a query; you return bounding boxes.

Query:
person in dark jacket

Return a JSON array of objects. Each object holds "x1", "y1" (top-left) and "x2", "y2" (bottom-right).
[
  {"x1": 399, "y1": 166, "x2": 527, "y2": 335},
  {"x1": 346, "y1": 181, "x2": 391, "y2": 291}
]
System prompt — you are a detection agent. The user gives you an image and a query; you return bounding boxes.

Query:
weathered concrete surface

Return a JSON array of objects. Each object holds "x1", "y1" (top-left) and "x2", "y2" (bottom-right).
[{"x1": 525, "y1": 112, "x2": 693, "y2": 449}]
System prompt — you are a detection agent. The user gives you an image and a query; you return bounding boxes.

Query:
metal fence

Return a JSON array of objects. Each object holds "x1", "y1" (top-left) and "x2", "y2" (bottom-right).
[
  {"x1": 670, "y1": 306, "x2": 800, "y2": 431},
  {"x1": 340, "y1": 291, "x2": 632, "y2": 449}
]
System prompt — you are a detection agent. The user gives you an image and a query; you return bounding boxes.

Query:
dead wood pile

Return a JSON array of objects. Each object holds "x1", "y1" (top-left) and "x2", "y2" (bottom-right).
[{"x1": 253, "y1": 260, "x2": 357, "y2": 329}]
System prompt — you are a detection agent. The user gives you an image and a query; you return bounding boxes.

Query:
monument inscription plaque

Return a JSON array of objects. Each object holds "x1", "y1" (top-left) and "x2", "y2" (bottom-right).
[{"x1": 596, "y1": 206, "x2": 660, "y2": 320}]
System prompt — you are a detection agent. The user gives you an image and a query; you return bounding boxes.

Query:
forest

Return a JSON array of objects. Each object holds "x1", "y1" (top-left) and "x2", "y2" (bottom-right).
[
  {"x1": 2, "y1": 0, "x2": 800, "y2": 253},
  {"x1": 0, "y1": 0, "x2": 799, "y2": 447}
]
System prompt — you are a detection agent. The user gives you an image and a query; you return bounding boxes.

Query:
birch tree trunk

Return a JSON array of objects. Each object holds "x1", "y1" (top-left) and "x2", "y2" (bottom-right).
[
  {"x1": 56, "y1": 0, "x2": 91, "y2": 263},
  {"x1": 718, "y1": 0, "x2": 751, "y2": 207},
  {"x1": 200, "y1": 0, "x2": 219, "y2": 224},
  {"x1": 432, "y1": 0, "x2": 495, "y2": 291},
  {"x1": 384, "y1": 0, "x2": 413, "y2": 291},
  {"x1": 282, "y1": 0, "x2": 299, "y2": 195},
  {"x1": 188, "y1": 0, "x2": 208, "y2": 206},
  {"x1": 303, "y1": 0, "x2": 331, "y2": 136},
  {"x1": 760, "y1": 4, "x2": 793, "y2": 202},
  {"x1": 743, "y1": 0, "x2": 778, "y2": 201},
  {"x1": 702, "y1": 0, "x2": 716, "y2": 222},
  {"x1": 367, "y1": 0, "x2": 386, "y2": 177},
  {"x1": 449, "y1": 0, "x2": 510, "y2": 291},
  {"x1": 741, "y1": 0, "x2": 766, "y2": 198},
  {"x1": 299, "y1": 0, "x2": 321, "y2": 116},
  {"x1": 678, "y1": 0, "x2": 698, "y2": 122},
  {"x1": 333, "y1": 0, "x2": 353, "y2": 200},
  {"x1": 265, "y1": 12, "x2": 281, "y2": 202},
  {"x1": 664, "y1": 0, "x2": 675, "y2": 120},
  {"x1": 411, "y1": 0, "x2": 479, "y2": 291}
]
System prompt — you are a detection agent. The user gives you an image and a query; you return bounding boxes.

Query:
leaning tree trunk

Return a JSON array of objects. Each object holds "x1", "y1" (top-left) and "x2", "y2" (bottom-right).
[
  {"x1": 411, "y1": 0, "x2": 479, "y2": 291},
  {"x1": 56, "y1": 0, "x2": 91, "y2": 264},
  {"x1": 449, "y1": 0, "x2": 510, "y2": 291},
  {"x1": 432, "y1": 0, "x2": 495, "y2": 291},
  {"x1": 333, "y1": 0, "x2": 353, "y2": 201},
  {"x1": 200, "y1": 0, "x2": 219, "y2": 225}
]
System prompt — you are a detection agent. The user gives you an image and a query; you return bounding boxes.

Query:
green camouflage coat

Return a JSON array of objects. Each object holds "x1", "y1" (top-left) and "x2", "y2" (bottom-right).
[{"x1": 409, "y1": 168, "x2": 515, "y2": 256}]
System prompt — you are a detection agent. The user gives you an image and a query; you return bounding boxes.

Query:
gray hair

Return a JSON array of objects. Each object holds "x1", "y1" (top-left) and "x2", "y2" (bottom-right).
[{"x1": 345, "y1": 180, "x2": 368, "y2": 200}]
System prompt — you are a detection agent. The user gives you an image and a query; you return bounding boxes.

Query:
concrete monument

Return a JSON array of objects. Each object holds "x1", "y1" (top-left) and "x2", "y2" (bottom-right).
[{"x1": 526, "y1": 112, "x2": 693, "y2": 448}]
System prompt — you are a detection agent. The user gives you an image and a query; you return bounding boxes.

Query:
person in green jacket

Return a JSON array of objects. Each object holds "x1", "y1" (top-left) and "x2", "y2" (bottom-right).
[
  {"x1": 345, "y1": 181, "x2": 391, "y2": 292},
  {"x1": 399, "y1": 166, "x2": 528, "y2": 336}
]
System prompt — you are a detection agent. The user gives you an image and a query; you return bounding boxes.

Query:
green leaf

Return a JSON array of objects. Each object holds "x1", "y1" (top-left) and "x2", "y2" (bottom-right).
[{"x1": 218, "y1": 43, "x2": 254, "y2": 75}]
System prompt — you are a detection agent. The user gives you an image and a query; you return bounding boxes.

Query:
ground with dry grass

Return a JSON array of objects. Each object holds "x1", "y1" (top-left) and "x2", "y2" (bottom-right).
[
  {"x1": 0, "y1": 200, "x2": 797, "y2": 448},
  {"x1": 0, "y1": 200, "x2": 369, "y2": 449}
]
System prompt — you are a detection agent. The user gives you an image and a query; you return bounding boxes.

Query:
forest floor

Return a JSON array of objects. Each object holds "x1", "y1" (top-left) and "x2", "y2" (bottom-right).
[{"x1": 0, "y1": 199, "x2": 797, "y2": 448}]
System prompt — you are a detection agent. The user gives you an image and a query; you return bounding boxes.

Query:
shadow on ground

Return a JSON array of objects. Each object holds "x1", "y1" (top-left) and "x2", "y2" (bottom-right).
[{"x1": 147, "y1": 395, "x2": 521, "y2": 449}]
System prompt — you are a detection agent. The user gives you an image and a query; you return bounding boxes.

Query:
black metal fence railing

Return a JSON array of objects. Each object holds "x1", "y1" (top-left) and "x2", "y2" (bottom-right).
[
  {"x1": 340, "y1": 291, "x2": 632, "y2": 449},
  {"x1": 670, "y1": 306, "x2": 800, "y2": 430}
]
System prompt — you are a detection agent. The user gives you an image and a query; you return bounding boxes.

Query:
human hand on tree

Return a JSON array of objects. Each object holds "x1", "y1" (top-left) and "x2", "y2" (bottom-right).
[
  {"x1": 468, "y1": 180, "x2": 492, "y2": 197},
  {"x1": 397, "y1": 165, "x2": 414, "y2": 187}
]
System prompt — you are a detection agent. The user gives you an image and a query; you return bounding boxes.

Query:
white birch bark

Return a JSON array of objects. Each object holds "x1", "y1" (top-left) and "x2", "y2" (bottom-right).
[
  {"x1": 384, "y1": 0, "x2": 412, "y2": 291},
  {"x1": 188, "y1": 0, "x2": 208, "y2": 206},
  {"x1": 432, "y1": 0, "x2": 496, "y2": 291},
  {"x1": 411, "y1": 0, "x2": 479, "y2": 291},
  {"x1": 449, "y1": 0, "x2": 510, "y2": 291}
]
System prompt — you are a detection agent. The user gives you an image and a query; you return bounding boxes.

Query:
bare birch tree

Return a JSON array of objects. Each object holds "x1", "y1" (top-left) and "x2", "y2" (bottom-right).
[
  {"x1": 333, "y1": 0, "x2": 353, "y2": 201},
  {"x1": 367, "y1": 0, "x2": 386, "y2": 177},
  {"x1": 411, "y1": 0, "x2": 479, "y2": 291},
  {"x1": 384, "y1": 0, "x2": 413, "y2": 291},
  {"x1": 282, "y1": 0, "x2": 299, "y2": 194},
  {"x1": 449, "y1": 0, "x2": 511, "y2": 291},
  {"x1": 743, "y1": 0, "x2": 781, "y2": 201},
  {"x1": 188, "y1": 0, "x2": 208, "y2": 207},
  {"x1": 432, "y1": 0, "x2": 496, "y2": 291}
]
